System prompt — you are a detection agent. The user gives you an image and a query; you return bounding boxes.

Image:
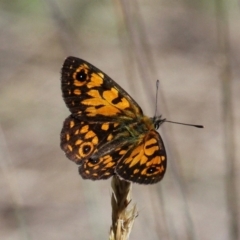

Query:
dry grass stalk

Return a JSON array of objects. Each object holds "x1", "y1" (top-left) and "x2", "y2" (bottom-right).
[{"x1": 109, "y1": 176, "x2": 137, "y2": 240}]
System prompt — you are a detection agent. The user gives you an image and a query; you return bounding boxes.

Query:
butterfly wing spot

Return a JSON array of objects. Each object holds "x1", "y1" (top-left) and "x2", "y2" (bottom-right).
[
  {"x1": 82, "y1": 144, "x2": 92, "y2": 154},
  {"x1": 73, "y1": 69, "x2": 88, "y2": 86},
  {"x1": 92, "y1": 136, "x2": 99, "y2": 145},
  {"x1": 133, "y1": 169, "x2": 139, "y2": 174},
  {"x1": 80, "y1": 125, "x2": 89, "y2": 134},
  {"x1": 84, "y1": 89, "x2": 111, "y2": 105},
  {"x1": 101, "y1": 123, "x2": 109, "y2": 131},
  {"x1": 98, "y1": 72, "x2": 104, "y2": 78},
  {"x1": 78, "y1": 142, "x2": 94, "y2": 158},
  {"x1": 103, "y1": 172, "x2": 111, "y2": 177},
  {"x1": 106, "y1": 162, "x2": 115, "y2": 168},
  {"x1": 76, "y1": 70, "x2": 87, "y2": 82},
  {"x1": 75, "y1": 65, "x2": 88, "y2": 80},
  {"x1": 107, "y1": 134, "x2": 113, "y2": 141},
  {"x1": 67, "y1": 145, "x2": 73, "y2": 152},
  {"x1": 70, "y1": 120, "x2": 75, "y2": 128},
  {"x1": 66, "y1": 134, "x2": 70, "y2": 141},
  {"x1": 144, "y1": 165, "x2": 164, "y2": 176},
  {"x1": 73, "y1": 89, "x2": 81, "y2": 95},
  {"x1": 119, "y1": 150, "x2": 127, "y2": 155},
  {"x1": 93, "y1": 165, "x2": 100, "y2": 170},
  {"x1": 88, "y1": 157, "x2": 99, "y2": 165},
  {"x1": 101, "y1": 155, "x2": 115, "y2": 168},
  {"x1": 83, "y1": 130, "x2": 99, "y2": 145},
  {"x1": 87, "y1": 73, "x2": 104, "y2": 88},
  {"x1": 102, "y1": 155, "x2": 113, "y2": 164},
  {"x1": 75, "y1": 139, "x2": 83, "y2": 145},
  {"x1": 73, "y1": 79, "x2": 84, "y2": 87},
  {"x1": 144, "y1": 166, "x2": 157, "y2": 175},
  {"x1": 85, "y1": 130, "x2": 96, "y2": 139}
]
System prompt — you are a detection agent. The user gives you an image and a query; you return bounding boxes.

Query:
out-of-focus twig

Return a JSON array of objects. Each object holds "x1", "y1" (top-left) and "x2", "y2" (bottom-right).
[{"x1": 215, "y1": 1, "x2": 238, "y2": 240}]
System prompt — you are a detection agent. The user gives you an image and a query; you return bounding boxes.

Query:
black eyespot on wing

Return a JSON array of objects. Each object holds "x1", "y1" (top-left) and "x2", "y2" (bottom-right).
[
  {"x1": 147, "y1": 166, "x2": 157, "y2": 174},
  {"x1": 83, "y1": 145, "x2": 91, "y2": 154},
  {"x1": 76, "y1": 69, "x2": 87, "y2": 81},
  {"x1": 88, "y1": 157, "x2": 99, "y2": 164}
]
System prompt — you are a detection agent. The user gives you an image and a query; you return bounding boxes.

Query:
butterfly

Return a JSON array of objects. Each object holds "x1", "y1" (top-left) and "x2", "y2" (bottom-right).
[{"x1": 60, "y1": 56, "x2": 167, "y2": 184}]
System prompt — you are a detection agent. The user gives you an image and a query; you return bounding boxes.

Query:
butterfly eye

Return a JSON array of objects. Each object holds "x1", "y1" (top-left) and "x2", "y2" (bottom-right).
[
  {"x1": 154, "y1": 123, "x2": 160, "y2": 129},
  {"x1": 76, "y1": 69, "x2": 87, "y2": 82}
]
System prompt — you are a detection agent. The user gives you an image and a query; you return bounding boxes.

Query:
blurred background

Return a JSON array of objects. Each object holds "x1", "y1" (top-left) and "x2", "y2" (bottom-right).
[{"x1": 1, "y1": 0, "x2": 240, "y2": 239}]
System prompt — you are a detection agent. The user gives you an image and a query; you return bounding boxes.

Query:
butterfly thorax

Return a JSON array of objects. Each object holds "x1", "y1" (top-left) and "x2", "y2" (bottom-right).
[{"x1": 123, "y1": 115, "x2": 163, "y2": 138}]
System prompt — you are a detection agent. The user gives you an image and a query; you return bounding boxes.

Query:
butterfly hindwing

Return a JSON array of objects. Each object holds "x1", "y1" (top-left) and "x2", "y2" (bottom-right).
[
  {"x1": 79, "y1": 143, "x2": 134, "y2": 180},
  {"x1": 116, "y1": 130, "x2": 167, "y2": 184},
  {"x1": 61, "y1": 116, "x2": 126, "y2": 163},
  {"x1": 61, "y1": 115, "x2": 135, "y2": 180}
]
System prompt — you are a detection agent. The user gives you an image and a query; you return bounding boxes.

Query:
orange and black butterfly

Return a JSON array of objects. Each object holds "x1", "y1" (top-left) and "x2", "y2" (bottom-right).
[{"x1": 60, "y1": 57, "x2": 166, "y2": 184}]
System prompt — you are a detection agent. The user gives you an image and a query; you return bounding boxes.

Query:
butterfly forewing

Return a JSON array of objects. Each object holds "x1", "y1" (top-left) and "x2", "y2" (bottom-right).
[{"x1": 61, "y1": 57, "x2": 143, "y2": 121}]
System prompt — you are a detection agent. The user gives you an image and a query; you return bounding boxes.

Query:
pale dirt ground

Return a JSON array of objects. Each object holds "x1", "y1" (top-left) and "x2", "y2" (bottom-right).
[{"x1": 1, "y1": 1, "x2": 240, "y2": 240}]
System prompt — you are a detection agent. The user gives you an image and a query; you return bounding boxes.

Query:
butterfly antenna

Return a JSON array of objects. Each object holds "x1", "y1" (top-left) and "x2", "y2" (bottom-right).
[
  {"x1": 165, "y1": 120, "x2": 204, "y2": 128},
  {"x1": 153, "y1": 80, "x2": 203, "y2": 128},
  {"x1": 154, "y1": 80, "x2": 160, "y2": 118}
]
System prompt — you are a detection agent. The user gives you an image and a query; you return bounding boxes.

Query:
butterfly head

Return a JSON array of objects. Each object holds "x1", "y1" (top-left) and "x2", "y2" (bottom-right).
[{"x1": 151, "y1": 115, "x2": 166, "y2": 130}]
